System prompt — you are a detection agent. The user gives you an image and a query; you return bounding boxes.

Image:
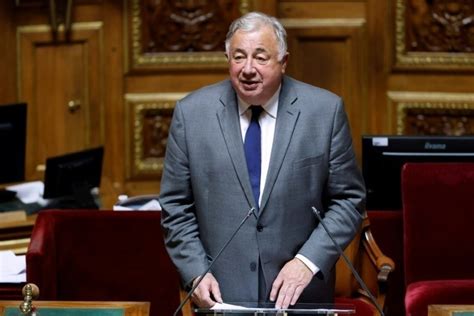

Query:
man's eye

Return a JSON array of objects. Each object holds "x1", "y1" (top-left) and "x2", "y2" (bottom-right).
[
  {"x1": 233, "y1": 55, "x2": 245, "y2": 62},
  {"x1": 256, "y1": 56, "x2": 269, "y2": 64}
]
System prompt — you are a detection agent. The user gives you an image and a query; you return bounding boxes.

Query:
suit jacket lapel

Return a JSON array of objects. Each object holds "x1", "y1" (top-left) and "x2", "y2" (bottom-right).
[
  {"x1": 260, "y1": 77, "x2": 300, "y2": 212},
  {"x1": 216, "y1": 83, "x2": 256, "y2": 209}
]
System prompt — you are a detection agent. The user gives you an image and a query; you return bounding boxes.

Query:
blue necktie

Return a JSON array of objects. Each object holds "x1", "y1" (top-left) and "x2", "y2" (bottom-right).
[{"x1": 244, "y1": 106, "x2": 263, "y2": 207}]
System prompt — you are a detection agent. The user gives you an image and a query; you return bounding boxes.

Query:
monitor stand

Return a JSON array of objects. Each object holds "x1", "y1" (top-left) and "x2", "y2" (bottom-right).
[
  {"x1": 0, "y1": 189, "x2": 17, "y2": 203},
  {"x1": 44, "y1": 185, "x2": 99, "y2": 209}
]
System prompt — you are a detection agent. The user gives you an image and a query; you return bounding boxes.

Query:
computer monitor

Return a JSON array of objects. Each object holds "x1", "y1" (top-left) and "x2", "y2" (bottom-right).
[
  {"x1": 362, "y1": 135, "x2": 474, "y2": 210},
  {"x1": 43, "y1": 146, "x2": 104, "y2": 208},
  {"x1": 0, "y1": 103, "x2": 27, "y2": 184}
]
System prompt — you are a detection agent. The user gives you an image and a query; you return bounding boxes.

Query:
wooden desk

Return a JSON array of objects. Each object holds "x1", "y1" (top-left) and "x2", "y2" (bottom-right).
[
  {"x1": 430, "y1": 305, "x2": 474, "y2": 316},
  {"x1": 0, "y1": 214, "x2": 36, "y2": 254},
  {"x1": 0, "y1": 300, "x2": 150, "y2": 316}
]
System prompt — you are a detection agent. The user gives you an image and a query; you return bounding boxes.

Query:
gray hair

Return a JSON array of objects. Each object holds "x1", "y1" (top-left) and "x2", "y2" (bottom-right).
[{"x1": 225, "y1": 12, "x2": 288, "y2": 61}]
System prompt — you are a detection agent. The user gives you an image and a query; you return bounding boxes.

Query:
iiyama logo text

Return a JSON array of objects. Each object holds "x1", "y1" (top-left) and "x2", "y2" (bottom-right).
[{"x1": 424, "y1": 142, "x2": 446, "y2": 150}]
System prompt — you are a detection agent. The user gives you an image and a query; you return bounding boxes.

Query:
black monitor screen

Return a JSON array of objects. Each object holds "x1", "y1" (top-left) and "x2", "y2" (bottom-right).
[
  {"x1": 0, "y1": 103, "x2": 27, "y2": 184},
  {"x1": 362, "y1": 135, "x2": 474, "y2": 210},
  {"x1": 43, "y1": 146, "x2": 104, "y2": 202}
]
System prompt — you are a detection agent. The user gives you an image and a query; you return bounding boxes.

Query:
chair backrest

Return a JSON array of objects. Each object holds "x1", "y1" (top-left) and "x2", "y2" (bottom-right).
[
  {"x1": 402, "y1": 163, "x2": 474, "y2": 285},
  {"x1": 26, "y1": 210, "x2": 182, "y2": 316}
]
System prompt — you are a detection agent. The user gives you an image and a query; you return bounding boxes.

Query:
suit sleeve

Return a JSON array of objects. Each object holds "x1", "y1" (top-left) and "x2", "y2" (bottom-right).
[
  {"x1": 298, "y1": 98, "x2": 365, "y2": 279},
  {"x1": 159, "y1": 101, "x2": 209, "y2": 287}
]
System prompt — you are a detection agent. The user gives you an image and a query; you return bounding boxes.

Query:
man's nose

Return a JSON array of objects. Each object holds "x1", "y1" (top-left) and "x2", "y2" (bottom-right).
[{"x1": 242, "y1": 58, "x2": 256, "y2": 74}]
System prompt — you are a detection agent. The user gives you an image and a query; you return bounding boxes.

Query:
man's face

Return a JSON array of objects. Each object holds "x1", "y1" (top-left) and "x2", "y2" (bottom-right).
[{"x1": 227, "y1": 25, "x2": 288, "y2": 105}]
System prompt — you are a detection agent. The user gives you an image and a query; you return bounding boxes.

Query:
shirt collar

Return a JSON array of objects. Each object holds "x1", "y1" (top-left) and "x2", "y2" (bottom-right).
[{"x1": 238, "y1": 85, "x2": 281, "y2": 119}]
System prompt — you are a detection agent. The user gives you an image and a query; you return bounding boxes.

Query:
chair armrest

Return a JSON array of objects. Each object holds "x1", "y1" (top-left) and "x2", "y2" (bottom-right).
[
  {"x1": 179, "y1": 288, "x2": 194, "y2": 316},
  {"x1": 361, "y1": 215, "x2": 395, "y2": 285},
  {"x1": 26, "y1": 212, "x2": 58, "y2": 299},
  {"x1": 358, "y1": 215, "x2": 396, "y2": 314}
]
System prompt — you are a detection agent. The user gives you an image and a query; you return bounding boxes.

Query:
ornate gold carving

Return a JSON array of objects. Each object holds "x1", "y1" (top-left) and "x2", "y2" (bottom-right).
[
  {"x1": 407, "y1": 0, "x2": 474, "y2": 52},
  {"x1": 388, "y1": 91, "x2": 474, "y2": 135},
  {"x1": 395, "y1": 0, "x2": 474, "y2": 69},
  {"x1": 127, "y1": 0, "x2": 251, "y2": 70},
  {"x1": 281, "y1": 18, "x2": 366, "y2": 28},
  {"x1": 125, "y1": 93, "x2": 187, "y2": 179}
]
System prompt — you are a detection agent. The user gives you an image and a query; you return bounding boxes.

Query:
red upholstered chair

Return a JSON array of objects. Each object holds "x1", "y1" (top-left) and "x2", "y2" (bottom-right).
[
  {"x1": 402, "y1": 163, "x2": 474, "y2": 316},
  {"x1": 26, "y1": 210, "x2": 190, "y2": 316}
]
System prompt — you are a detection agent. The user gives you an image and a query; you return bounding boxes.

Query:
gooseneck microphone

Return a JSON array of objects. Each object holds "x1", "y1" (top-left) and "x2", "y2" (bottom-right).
[
  {"x1": 173, "y1": 207, "x2": 256, "y2": 316},
  {"x1": 311, "y1": 207, "x2": 385, "y2": 316}
]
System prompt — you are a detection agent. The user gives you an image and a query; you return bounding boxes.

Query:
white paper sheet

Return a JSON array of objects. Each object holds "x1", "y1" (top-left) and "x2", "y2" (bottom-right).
[
  {"x1": 0, "y1": 250, "x2": 26, "y2": 283},
  {"x1": 211, "y1": 303, "x2": 250, "y2": 310},
  {"x1": 7, "y1": 181, "x2": 44, "y2": 204}
]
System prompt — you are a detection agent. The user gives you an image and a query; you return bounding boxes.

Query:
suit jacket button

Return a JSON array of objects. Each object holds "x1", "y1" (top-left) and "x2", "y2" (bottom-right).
[
  {"x1": 257, "y1": 224, "x2": 263, "y2": 232},
  {"x1": 250, "y1": 262, "x2": 257, "y2": 271}
]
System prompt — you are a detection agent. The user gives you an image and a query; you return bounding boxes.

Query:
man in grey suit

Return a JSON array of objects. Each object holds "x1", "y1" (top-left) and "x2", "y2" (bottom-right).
[{"x1": 159, "y1": 11, "x2": 365, "y2": 310}]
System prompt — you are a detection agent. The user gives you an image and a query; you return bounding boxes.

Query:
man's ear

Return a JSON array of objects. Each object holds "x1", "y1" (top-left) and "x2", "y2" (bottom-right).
[{"x1": 281, "y1": 52, "x2": 289, "y2": 73}]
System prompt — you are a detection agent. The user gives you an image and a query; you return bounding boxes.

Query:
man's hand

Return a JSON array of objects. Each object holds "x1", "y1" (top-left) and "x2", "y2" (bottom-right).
[
  {"x1": 191, "y1": 273, "x2": 223, "y2": 308},
  {"x1": 270, "y1": 258, "x2": 313, "y2": 309}
]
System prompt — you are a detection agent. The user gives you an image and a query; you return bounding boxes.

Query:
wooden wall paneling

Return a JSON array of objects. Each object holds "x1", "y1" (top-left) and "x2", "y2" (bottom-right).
[
  {"x1": 125, "y1": 72, "x2": 230, "y2": 94},
  {"x1": 366, "y1": 0, "x2": 391, "y2": 135},
  {"x1": 283, "y1": 18, "x2": 368, "y2": 161},
  {"x1": 0, "y1": 2, "x2": 17, "y2": 103},
  {"x1": 253, "y1": 0, "x2": 277, "y2": 16},
  {"x1": 99, "y1": 0, "x2": 126, "y2": 208},
  {"x1": 387, "y1": 0, "x2": 474, "y2": 133},
  {"x1": 388, "y1": 73, "x2": 474, "y2": 93},
  {"x1": 278, "y1": 1, "x2": 367, "y2": 19},
  {"x1": 17, "y1": 22, "x2": 104, "y2": 180}
]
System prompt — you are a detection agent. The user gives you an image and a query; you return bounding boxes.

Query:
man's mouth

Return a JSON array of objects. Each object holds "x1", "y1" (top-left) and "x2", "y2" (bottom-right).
[{"x1": 241, "y1": 80, "x2": 260, "y2": 89}]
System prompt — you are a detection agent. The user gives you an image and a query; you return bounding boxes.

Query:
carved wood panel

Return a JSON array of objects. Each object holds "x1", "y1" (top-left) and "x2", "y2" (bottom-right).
[
  {"x1": 125, "y1": 93, "x2": 187, "y2": 179},
  {"x1": 404, "y1": 108, "x2": 474, "y2": 135},
  {"x1": 388, "y1": 91, "x2": 474, "y2": 135},
  {"x1": 395, "y1": 0, "x2": 474, "y2": 69},
  {"x1": 405, "y1": 0, "x2": 474, "y2": 53},
  {"x1": 141, "y1": 0, "x2": 240, "y2": 53},
  {"x1": 126, "y1": 0, "x2": 251, "y2": 70}
]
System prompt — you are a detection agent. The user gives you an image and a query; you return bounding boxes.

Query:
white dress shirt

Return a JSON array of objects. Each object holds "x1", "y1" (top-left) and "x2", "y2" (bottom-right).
[{"x1": 237, "y1": 87, "x2": 319, "y2": 275}]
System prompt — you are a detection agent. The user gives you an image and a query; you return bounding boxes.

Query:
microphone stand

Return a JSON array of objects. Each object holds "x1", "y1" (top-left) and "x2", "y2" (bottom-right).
[
  {"x1": 173, "y1": 207, "x2": 255, "y2": 316},
  {"x1": 311, "y1": 207, "x2": 385, "y2": 316}
]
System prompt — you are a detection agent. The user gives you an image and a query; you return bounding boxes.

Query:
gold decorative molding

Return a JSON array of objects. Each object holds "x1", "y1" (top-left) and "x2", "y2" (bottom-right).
[
  {"x1": 388, "y1": 91, "x2": 474, "y2": 135},
  {"x1": 395, "y1": 0, "x2": 474, "y2": 69},
  {"x1": 281, "y1": 18, "x2": 366, "y2": 28},
  {"x1": 17, "y1": 21, "x2": 103, "y2": 33},
  {"x1": 125, "y1": 0, "x2": 251, "y2": 71},
  {"x1": 125, "y1": 93, "x2": 187, "y2": 179}
]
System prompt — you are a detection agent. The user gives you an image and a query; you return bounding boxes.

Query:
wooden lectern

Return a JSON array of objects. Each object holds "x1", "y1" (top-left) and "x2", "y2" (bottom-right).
[{"x1": 0, "y1": 300, "x2": 150, "y2": 316}]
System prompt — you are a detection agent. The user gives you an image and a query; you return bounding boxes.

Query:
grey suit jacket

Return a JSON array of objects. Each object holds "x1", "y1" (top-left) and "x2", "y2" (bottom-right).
[{"x1": 159, "y1": 76, "x2": 365, "y2": 304}]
